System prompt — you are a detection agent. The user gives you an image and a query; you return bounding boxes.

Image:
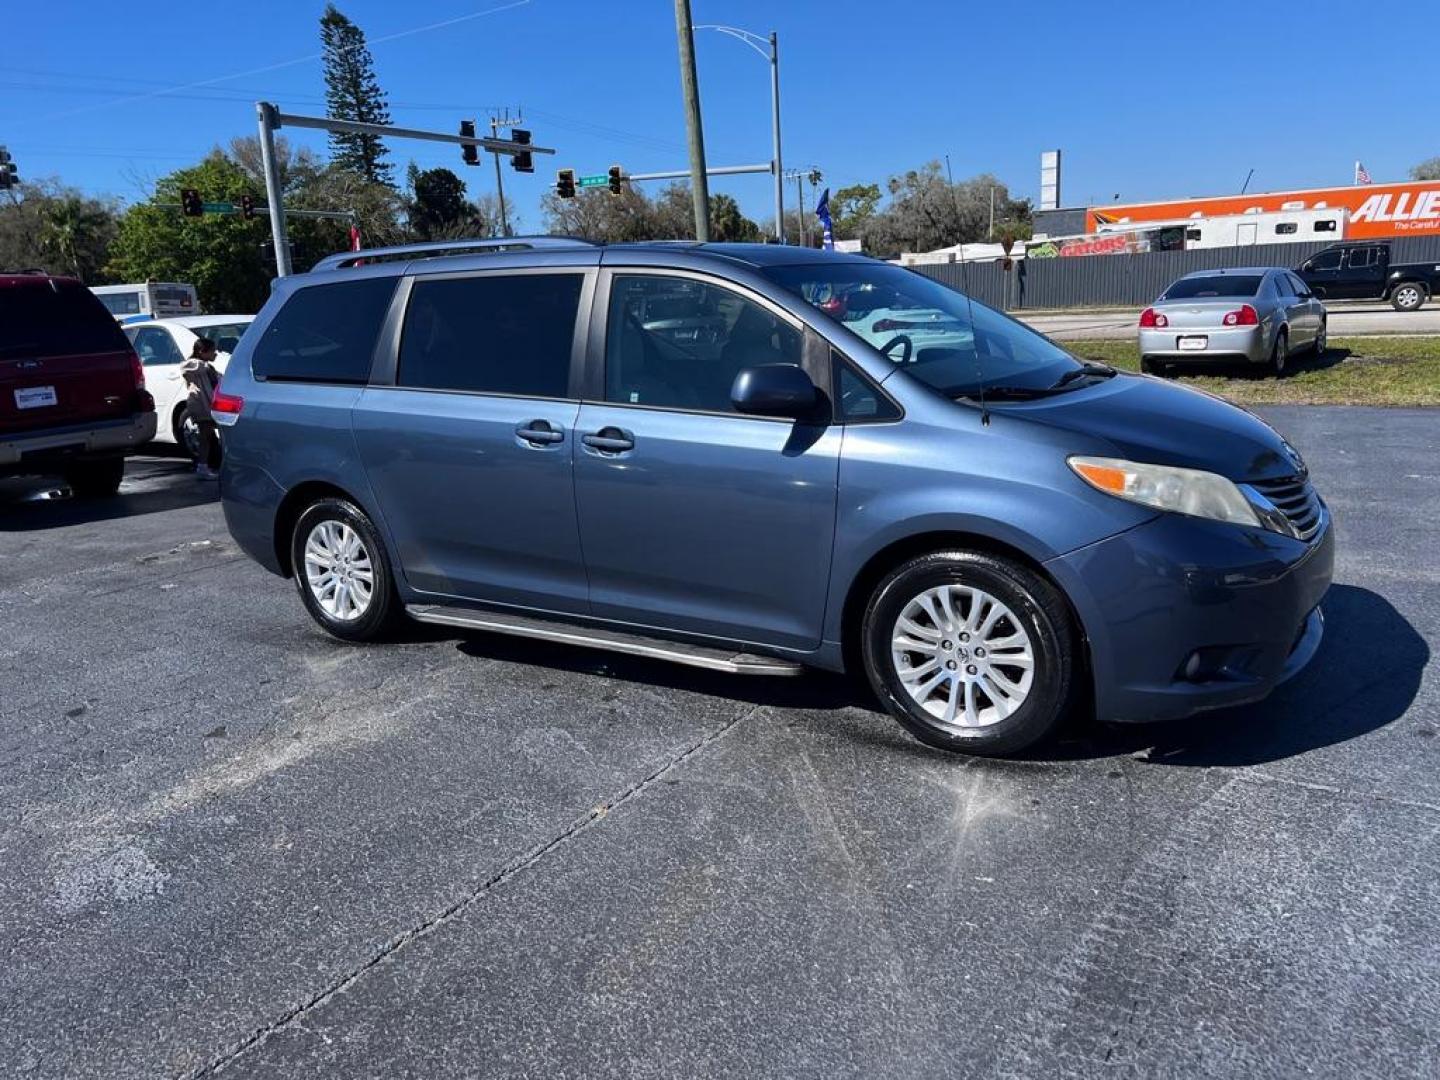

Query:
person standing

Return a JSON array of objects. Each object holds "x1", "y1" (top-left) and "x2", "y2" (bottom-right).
[{"x1": 180, "y1": 337, "x2": 221, "y2": 480}]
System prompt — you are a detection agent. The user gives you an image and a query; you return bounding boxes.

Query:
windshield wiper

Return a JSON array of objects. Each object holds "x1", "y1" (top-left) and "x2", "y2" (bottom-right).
[
  {"x1": 954, "y1": 385, "x2": 1060, "y2": 402},
  {"x1": 1049, "y1": 362, "x2": 1117, "y2": 389}
]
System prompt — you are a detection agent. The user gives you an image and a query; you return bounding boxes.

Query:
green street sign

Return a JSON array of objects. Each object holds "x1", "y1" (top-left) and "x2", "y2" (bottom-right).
[
  {"x1": 577, "y1": 175, "x2": 608, "y2": 188},
  {"x1": 202, "y1": 201, "x2": 235, "y2": 213}
]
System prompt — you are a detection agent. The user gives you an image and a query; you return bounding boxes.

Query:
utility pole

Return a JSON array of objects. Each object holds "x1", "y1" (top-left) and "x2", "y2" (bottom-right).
[
  {"x1": 256, "y1": 103, "x2": 292, "y2": 277},
  {"x1": 673, "y1": 0, "x2": 710, "y2": 241},
  {"x1": 769, "y1": 33, "x2": 783, "y2": 243},
  {"x1": 989, "y1": 186, "x2": 995, "y2": 241},
  {"x1": 489, "y1": 110, "x2": 522, "y2": 238},
  {"x1": 794, "y1": 172, "x2": 806, "y2": 246}
]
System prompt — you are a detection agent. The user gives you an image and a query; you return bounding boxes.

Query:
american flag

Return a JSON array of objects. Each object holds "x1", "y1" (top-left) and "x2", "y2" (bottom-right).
[{"x1": 1355, "y1": 161, "x2": 1373, "y2": 185}]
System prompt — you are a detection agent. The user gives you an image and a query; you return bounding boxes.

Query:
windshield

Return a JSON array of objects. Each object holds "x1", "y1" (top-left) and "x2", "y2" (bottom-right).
[
  {"x1": 95, "y1": 290, "x2": 143, "y2": 316},
  {"x1": 1162, "y1": 275, "x2": 1263, "y2": 300},
  {"x1": 764, "y1": 262, "x2": 1082, "y2": 398},
  {"x1": 197, "y1": 321, "x2": 252, "y2": 355}
]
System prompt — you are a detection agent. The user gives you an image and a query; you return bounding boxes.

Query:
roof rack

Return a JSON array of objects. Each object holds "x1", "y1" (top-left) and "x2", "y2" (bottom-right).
[{"x1": 311, "y1": 236, "x2": 596, "y2": 273}]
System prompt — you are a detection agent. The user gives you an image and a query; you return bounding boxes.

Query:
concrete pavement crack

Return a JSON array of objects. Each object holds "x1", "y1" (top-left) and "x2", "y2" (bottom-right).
[
  {"x1": 180, "y1": 701, "x2": 763, "y2": 1079},
  {"x1": 1237, "y1": 769, "x2": 1440, "y2": 816}
]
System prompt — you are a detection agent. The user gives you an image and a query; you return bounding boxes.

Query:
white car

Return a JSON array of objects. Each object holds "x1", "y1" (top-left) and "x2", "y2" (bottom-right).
[{"x1": 123, "y1": 315, "x2": 253, "y2": 458}]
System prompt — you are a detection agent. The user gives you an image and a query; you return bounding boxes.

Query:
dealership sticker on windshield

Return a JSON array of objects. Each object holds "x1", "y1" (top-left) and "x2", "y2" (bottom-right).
[
  {"x1": 1178, "y1": 336, "x2": 1208, "y2": 351},
  {"x1": 15, "y1": 386, "x2": 58, "y2": 409}
]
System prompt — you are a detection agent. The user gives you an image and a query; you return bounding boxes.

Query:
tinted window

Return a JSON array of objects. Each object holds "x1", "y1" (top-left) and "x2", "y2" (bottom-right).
[
  {"x1": 834, "y1": 354, "x2": 900, "y2": 422},
  {"x1": 399, "y1": 274, "x2": 582, "y2": 397},
  {"x1": 1185, "y1": 228, "x2": 1202, "y2": 241},
  {"x1": 1273, "y1": 274, "x2": 1293, "y2": 297},
  {"x1": 1288, "y1": 274, "x2": 1310, "y2": 295},
  {"x1": 133, "y1": 327, "x2": 185, "y2": 366},
  {"x1": 96, "y1": 290, "x2": 142, "y2": 316},
  {"x1": 1275, "y1": 222, "x2": 1297, "y2": 235},
  {"x1": 766, "y1": 261, "x2": 1082, "y2": 399},
  {"x1": 605, "y1": 275, "x2": 802, "y2": 412},
  {"x1": 200, "y1": 321, "x2": 252, "y2": 355},
  {"x1": 1314, "y1": 220, "x2": 1337, "y2": 232},
  {"x1": 1309, "y1": 250, "x2": 1342, "y2": 271},
  {"x1": 0, "y1": 280, "x2": 131, "y2": 358},
  {"x1": 1162, "y1": 275, "x2": 1263, "y2": 299},
  {"x1": 252, "y1": 278, "x2": 395, "y2": 384},
  {"x1": 1346, "y1": 247, "x2": 1377, "y2": 270}
]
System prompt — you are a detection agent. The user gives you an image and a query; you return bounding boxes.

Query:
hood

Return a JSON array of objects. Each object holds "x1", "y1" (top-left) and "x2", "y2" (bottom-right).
[{"x1": 1014, "y1": 373, "x2": 1302, "y2": 482}]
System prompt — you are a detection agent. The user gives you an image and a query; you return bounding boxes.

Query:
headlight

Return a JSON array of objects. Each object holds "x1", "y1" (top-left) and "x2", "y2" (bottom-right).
[{"x1": 1069, "y1": 456, "x2": 1262, "y2": 528}]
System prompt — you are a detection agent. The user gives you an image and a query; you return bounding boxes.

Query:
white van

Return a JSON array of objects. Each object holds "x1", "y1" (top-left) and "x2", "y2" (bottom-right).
[{"x1": 90, "y1": 282, "x2": 199, "y2": 323}]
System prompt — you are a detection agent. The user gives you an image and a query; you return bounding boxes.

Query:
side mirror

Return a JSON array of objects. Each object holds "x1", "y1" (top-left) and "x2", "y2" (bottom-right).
[{"x1": 731, "y1": 364, "x2": 818, "y2": 419}]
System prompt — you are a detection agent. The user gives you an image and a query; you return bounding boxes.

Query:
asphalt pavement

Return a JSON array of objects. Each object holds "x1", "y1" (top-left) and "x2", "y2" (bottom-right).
[
  {"x1": 2, "y1": 413, "x2": 1437, "y2": 1079},
  {"x1": 1020, "y1": 301, "x2": 1440, "y2": 340}
]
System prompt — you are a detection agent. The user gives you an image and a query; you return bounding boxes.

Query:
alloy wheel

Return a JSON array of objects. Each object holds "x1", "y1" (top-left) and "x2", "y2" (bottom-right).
[
  {"x1": 303, "y1": 520, "x2": 375, "y2": 621},
  {"x1": 890, "y1": 584, "x2": 1035, "y2": 731}
]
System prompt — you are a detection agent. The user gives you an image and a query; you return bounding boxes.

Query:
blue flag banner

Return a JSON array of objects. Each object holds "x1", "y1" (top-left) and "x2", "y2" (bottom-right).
[{"x1": 815, "y1": 187, "x2": 834, "y2": 250}]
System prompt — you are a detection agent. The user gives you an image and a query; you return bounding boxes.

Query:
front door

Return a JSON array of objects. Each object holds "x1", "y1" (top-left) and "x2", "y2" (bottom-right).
[
  {"x1": 573, "y1": 271, "x2": 840, "y2": 652},
  {"x1": 352, "y1": 269, "x2": 593, "y2": 612}
]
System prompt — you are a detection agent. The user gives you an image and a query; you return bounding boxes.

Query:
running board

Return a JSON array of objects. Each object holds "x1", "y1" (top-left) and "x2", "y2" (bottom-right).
[{"x1": 405, "y1": 604, "x2": 804, "y2": 676}]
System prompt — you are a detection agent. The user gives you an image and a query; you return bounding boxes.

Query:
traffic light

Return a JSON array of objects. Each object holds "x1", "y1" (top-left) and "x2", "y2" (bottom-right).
[
  {"x1": 556, "y1": 168, "x2": 576, "y2": 200},
  {"x1": 181, "y1": 188, "x2": 203, "y2": 217},
  {"x1": 459, "y1": 119, "x2": 479, "y2": 167},
  {"x1": 510, "y1": 129, "x2": 533, "y2": 173},
  {"x1": 239, "y1": 194, "x2": 256, "y2": 220},
  {"x1": 0, "y1": 146, "x2": 17, "y2": 190},
  {"x1": 607, "y1": 165, "x2": 623, "y2": 196}
]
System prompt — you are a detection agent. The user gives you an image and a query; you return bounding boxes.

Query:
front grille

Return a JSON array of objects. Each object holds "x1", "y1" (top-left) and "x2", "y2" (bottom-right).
[{"x1": 1252, "y1": 475, "x2": 1323, "y2": 541}]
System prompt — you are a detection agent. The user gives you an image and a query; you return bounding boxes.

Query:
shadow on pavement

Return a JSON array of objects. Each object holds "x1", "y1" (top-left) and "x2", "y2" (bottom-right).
[
  {"x1": 449, "y1": 583, "x2": 1425, "y2": 768},
  {"x1": 1050, "y1": 583, "x2": 1429, "y2": 766},
  {"x1": 0, "y1": 451, "x2": 216, "y2": 532}
]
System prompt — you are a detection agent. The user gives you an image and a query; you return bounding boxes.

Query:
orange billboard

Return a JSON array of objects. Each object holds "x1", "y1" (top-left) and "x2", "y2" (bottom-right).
[{"x1": 1087, "y1": 179, "x2": 1440, "y2": 240}]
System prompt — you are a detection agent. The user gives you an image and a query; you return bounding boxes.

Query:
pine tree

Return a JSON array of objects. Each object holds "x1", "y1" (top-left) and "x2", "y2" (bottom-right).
[{"x1": 319, "y1": 4, "x2": 394, "y2": 187}]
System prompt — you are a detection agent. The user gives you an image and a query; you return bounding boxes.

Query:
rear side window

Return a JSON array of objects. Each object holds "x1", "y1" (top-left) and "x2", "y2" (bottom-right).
[
  {"x1": 1309, "y1": 250, "x2": 1342, "y2": 271},
  {"x1": 0, "y1": 280, "x2": 130, "y2": 358},
  {"x1": 398, "y1": 273, "x2": 582, "y2": 397},
  {"x1": 1346, "y1": 247, "x2": 1378, "y2": 270},
  {"x1": 251, "y1": 278, "x2": 395, "y2": 384}
]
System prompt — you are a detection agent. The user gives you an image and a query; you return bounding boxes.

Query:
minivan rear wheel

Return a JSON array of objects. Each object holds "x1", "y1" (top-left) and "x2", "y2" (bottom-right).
[
  {"x1": 291, "y1": 497, "x2": 399, "y2": 641},
  {"x1": 860, "y1": 551, "x2": 1077, "y2": 756}
]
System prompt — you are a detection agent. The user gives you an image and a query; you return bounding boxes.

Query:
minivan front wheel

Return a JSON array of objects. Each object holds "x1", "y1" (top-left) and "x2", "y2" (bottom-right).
[
  {"x1": 861, "y1": 551, "x2": 1077, "y2": 756},
  {"x1": 291, "y1": 497, "x2": 398, "y2": 641}
]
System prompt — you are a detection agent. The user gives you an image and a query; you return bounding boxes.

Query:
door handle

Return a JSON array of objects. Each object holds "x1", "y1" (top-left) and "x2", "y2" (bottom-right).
[
  {"x1": 581, "y1": 426, "x2": 634, "y2": 454},
  {"x1": 516, "y1": 420, "x2": 564, "y2": 447}
]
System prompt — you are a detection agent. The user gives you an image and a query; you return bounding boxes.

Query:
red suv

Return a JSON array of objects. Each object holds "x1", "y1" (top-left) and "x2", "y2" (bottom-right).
[{"x1": 1, "y1": 272, "x2": 156, "y2": 497}]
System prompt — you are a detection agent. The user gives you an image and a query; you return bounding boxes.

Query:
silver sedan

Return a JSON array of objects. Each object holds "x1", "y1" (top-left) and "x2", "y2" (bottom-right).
[{"x1": 1138, "y1": 267, "x2": 1327, "y2": 376}]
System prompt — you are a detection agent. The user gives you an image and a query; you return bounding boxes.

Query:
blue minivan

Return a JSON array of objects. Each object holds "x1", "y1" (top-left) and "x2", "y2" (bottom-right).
[{"x1": 217, "y1": 239, "x2": 1333, "y2": 756}]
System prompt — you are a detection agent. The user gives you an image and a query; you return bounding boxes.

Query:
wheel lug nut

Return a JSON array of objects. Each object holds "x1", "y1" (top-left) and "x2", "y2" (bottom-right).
[
  {"x1": 975, "y1": 647, "x2": 985, "y2": 657},
  {"x1": 966, "y1": 665, "x2": 978, "y2": 675},
  {"x1": 941, "y1": 640, "x2": 952, "y2": 650},
  {"x1": 945, "y1": 660, "x2": 958, "y2": 671},
  {"x1": 960, "y1": 633, "x2": 970, "y2": 643}
]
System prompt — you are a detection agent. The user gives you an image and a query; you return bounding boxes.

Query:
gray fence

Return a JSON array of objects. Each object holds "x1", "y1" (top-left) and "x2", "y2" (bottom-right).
[{"x1": 913, "y1": 235, "x2": 1440, "y2": 310}]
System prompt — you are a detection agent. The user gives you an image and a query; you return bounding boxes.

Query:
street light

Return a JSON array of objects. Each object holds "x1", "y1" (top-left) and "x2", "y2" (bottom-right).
[{"x1": 695, "y1": 24, "x2": 784, "y2": 243}]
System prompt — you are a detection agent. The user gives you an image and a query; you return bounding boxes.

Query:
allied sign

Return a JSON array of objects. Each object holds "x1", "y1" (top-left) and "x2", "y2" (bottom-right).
[{"x1": 1089, "y1": 179, "x2": 1440, "y2": 240}]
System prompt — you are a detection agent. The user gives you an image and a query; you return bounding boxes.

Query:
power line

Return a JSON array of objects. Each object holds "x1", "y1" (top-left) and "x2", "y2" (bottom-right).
[{"x1": 38, "y1": 0, "x2": 535, "y2": 121}]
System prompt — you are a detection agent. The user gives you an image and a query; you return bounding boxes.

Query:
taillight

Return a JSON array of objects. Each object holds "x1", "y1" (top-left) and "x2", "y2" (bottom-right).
[
  {"x1": 212, "y1": 387, "x2": 244, "y2": 427},
  {"x1": 1139, "y1": 307, "x2": 1168, "y2": 328},
  {"x1": 1223, "y1": 304, "x2": 1259, "y2": 326},
  {"x1": 130, "y1": 350, "x2": 146, "y2": 390}
]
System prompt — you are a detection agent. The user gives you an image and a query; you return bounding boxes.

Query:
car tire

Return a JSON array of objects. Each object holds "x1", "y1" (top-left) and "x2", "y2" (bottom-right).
[
  {"x1": 63, "y1": 457, "x2": 125, "y2": 498},
  {"x1": 860, "y1": 550, "x2": 1078, "y2": 757},
  {"x1": 1141, "y1": 356, "x2": 1168, "y2": 377},
  {"x1": 1391, "y1": 283, "x2": 1426, "y2": 312},
  {"x1": 291, "y1": 497, "x2": 400, "y2": 642},
  {"x1": 1313, "y1": 319, "x2": 1327, "y2": 357},
  {"x1": 1269, "y1": 329, "x2": 1288, "y2": 376}
]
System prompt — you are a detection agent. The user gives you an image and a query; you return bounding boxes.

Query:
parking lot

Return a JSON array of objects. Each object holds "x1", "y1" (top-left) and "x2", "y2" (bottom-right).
[
  {"x1": 1022, "y1": 301, "x2": 1440, "y2": 341},
  {"x1": 2, "y1": 408, "x2": 1437, "y2": 1079}
]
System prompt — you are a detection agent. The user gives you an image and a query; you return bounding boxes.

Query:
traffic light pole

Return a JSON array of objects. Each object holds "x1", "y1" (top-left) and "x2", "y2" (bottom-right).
[
  {"x1": 256, "y1": 103, "x2": 292, "y2": 277},
  {"x1": 255, "y1": 101, "x2": 552, "y2": 276}
]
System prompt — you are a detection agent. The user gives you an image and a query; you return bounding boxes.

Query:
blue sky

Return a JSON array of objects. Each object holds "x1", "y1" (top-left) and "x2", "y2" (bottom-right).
[{"x1": 1, "y1": 0, "x2": 1433, "y2": 226}]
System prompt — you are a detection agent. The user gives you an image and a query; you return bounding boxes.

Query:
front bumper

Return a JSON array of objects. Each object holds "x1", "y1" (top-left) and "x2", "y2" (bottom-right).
[
  {"x1": 0, "y1": 412, "x2": 157, "y2": 471},
  {"x1": 1047, "y1": 507, "x2": 1334, "y2": 724},
  {"x1": 1139, "y1": 325, "x2": 1266, "y2": 363}
]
